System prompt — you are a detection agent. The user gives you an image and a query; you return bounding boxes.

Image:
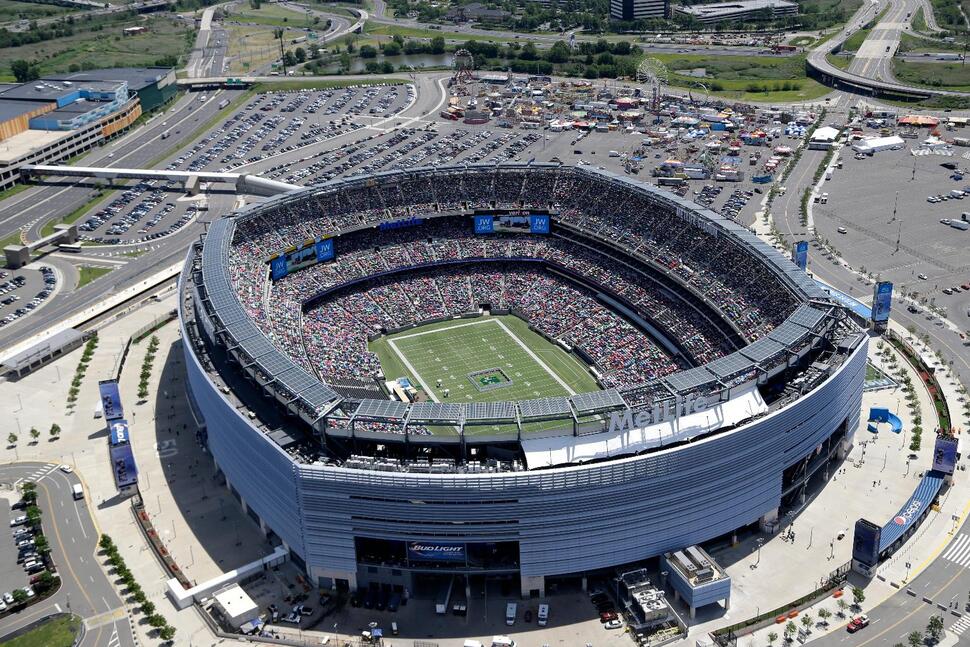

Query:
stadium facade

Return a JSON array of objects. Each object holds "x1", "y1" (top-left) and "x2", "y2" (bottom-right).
[{"x1": 180, "y1": 164, "x2": 867, "y2": 598}]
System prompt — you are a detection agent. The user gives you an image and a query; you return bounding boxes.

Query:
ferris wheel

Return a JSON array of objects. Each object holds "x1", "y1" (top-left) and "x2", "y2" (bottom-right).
[{"x1": 636, "y1": 58, "x2": 668, "y2": 111}]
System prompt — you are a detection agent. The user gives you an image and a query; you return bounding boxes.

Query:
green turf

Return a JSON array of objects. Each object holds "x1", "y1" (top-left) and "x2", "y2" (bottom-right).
[
  {"x1": 893, "y1": 58, "x2": 970, "y2": 89},
  {"x1": 369, "y1": 315, "x2": 600, "y2": 435},
  {"x1": 842, "y1": 28, "x2": 871, "y2": 52},
  {"x1": 77, "y1": 265, "x2": 112, "y2": 288},
  {"x1": 1, "y1": 615, "x2": 81, "y2": 647}
]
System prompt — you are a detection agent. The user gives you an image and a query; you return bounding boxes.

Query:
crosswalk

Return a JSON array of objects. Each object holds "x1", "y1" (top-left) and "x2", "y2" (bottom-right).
[
  {"x1": 942, "y1": 533, "x2": 970, "y2": 568},
  {"x1": 13, "y1": 463, "x2": 59, "y2": 487},
  {"x1": 949, "y1": 614, "x2": 970, "y2": 637}
]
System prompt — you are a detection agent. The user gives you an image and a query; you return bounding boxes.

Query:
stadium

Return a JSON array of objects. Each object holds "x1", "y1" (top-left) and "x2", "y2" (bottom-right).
[{"x1": 180, "y1": 163, "x2": 867, "y2": 600}]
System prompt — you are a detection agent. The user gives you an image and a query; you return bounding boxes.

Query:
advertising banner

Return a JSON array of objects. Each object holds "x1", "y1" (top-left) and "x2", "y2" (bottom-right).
[
  {"x1": 407, "y1": 541, "x2": 466, "y2": 563},
  {"x1": 933, "y1": 436, "x2": 959, "y2": 475},
  {"x1": 98, "y1": 380, "x2": 124, "y2": 421},
  {"x1": 315, "y1": 238, "x2": 335, "y2": 263},
  {"x1": 852, "y1": 518, "x2": 881, "y2": 566},
  {"x1": 871, "y1": 281, "x2": 893, "y2": 323},
  {"x1": 270, "y1": 256, "x2": 288, "y2": 281},
  {"x1": 109, "y1": 419, "x2": 129, "y2": 446},
  {"x1": 793, "y1": 240, "x2": 809, "y2": 270},
  {"x1": 474, "y1": 215, "x2": 494, "y2": 234},
  {"x1": 529, "y1": 214, "x2": 551, "y2": 234}
]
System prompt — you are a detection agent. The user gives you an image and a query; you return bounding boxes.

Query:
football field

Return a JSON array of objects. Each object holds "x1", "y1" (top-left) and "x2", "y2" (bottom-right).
[{"x1": 369, "y1": 316, "x2": 600, "y2": 427}]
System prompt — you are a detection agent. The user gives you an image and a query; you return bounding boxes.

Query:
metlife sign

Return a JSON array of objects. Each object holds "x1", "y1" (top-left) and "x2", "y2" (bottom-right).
[{"x1": 407, "y1": 541, "x2": 466, "y2": 563}]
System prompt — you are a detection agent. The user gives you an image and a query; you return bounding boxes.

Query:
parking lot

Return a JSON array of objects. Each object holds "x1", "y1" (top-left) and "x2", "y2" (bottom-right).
[
  {"x1": 242, "y1": 573, "x2": 639, "y2": 647},
  {"x1": 0, "y1": 266, "x2": 57, "y2": 330},
  {"x1": 817, "y1": 134, "x2": 970, "y2": 326},
  {"x1": 77, "y1": 180, "x2": 202, "y2": 245},
  {"x1": 1, "y1": 498, "x2": 39, "y2": 614}
]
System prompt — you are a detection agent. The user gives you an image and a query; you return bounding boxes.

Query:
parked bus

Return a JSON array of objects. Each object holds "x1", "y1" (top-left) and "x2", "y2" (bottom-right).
[{"x1": 58, "y1": 243, "x2": 83, "y2": 253}]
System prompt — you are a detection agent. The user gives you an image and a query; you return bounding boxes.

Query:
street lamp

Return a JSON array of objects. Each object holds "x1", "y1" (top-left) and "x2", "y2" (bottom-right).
[{"x1": 755, "y1": 538, "x2": 765, "y2": 567}]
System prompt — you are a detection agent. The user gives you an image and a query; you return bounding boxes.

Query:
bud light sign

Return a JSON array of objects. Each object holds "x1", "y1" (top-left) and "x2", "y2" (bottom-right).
[{"x1": 407, "y1": 541, "x2": 465, "y2": 562}]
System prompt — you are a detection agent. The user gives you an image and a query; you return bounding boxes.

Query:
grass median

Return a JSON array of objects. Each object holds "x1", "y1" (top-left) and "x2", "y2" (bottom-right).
[
  {"x1": 1, "y1": 614, "x2": 81, "y2": 647},
  {"x1": 77, "y1": 265, "x2": 113, "y2": 288}
]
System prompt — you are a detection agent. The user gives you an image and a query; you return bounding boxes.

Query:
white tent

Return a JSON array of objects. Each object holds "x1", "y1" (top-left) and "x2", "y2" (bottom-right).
[
  {"x1": 811, "y1": 125, "x2": 840, "y2": 143},
  {"x1": 851, "y1": 135, "x2": 905, "y2": 154}
]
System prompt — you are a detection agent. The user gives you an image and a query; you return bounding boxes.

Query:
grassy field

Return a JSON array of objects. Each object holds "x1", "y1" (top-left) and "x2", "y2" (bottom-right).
[
  {"x1": 364, "y1": 20, "x2": 516, "y2": 43},
  {"x1": 370, "y1": 316, "x2": 599, "y2": 435},
  {"x1": 653, "y1": 53, "x2": 832, "y2": 102},
  {"x1": 227, "y1": 25, "x2": 307, "y2": 74},
  {"x1": 842, "y1": 27, "x2": 871, "y2": 52},
  {"x1": 0, "y1": 15, "x2": 193, "y2": 78},
  {"x1": 77, "y1": 265, "x2": 113, "y2": 288},
  {"x1": 2, "y1": 615, "x2": 81, "y2": 647},
  {"x1": 911, "y1": 6, "x2": 929, "y2": 31},
  {"x1": 893, "y1": 58, "x2": 970, "y2": 89},
  {"x1": 225, "y1": 2, "x2": 316, "y2": 28},
  {"x1": 897, "y1": 31, "x2": 965, "y2": 52},
  {"x1": 0, "y1": 0, "x2": 76, "y2": 22},
  {"x1": 827, "y1": 51, "x2": 853, "y2": 69}
]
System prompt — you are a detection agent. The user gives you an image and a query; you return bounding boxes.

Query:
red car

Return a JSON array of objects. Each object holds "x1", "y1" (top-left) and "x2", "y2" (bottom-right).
[
  {"x1": 599, "y1": 611, "x2": 618, "y2": 623},
  {"x1": 846, "y1": 615, "x2": 869, "y2": 633}
]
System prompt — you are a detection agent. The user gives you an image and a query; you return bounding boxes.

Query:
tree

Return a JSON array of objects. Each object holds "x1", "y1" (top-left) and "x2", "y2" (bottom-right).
[
  {"x1": 159, "y1": 625, "x2": 176, "y2": 641},
  {"x1": 852, "y1": 586, "x2": 865, "y2": 607},
  {"x1": 294, "y1": 46, "x2": 306, "y2": 63},
  {"x1": 33, "y1": 534, "x2": 49, "y2": 554},
  {"x1": 382, "y1": 40, "x2": 401, "y2": 56},
  {"x1": 141, "y1": 600, "x2": 155, "y2": 616},
  {"x1": 35, "y1": 570, "x2": 54, "y2": 593},
  {"x1": 10, "y1": 589, "x2": 28, "y2": 605},
  {"x1": 99, "y1": 534, "x2": 114, "y2": 551},
  {"x1": 801, "y1": 614, "x2": 813, "y2": 631},
  {"x1": 926, "y1": 615, "x2": 944, "y2": 642},
  {"x1": 817, "y1": 608, "x2": 832, "y2": 625},
  {"x1": 908, "y1": 630, "x2": 923, "y2": 647},
  {"x1": 49, "y1": 423, "x2": 60, "y2": 439},
  {"x1": 148, "y1": 614, "x2": 166, "y2": 628},
  {"x1": 785, "y1": 620, "x2": 797, "y2": 639},
  {"x1": 7, "y1": 432, "x2": 16, "y2": 446},
  {"x1": 29, "y1": 427, "x2": 39, "y2": 443},
  {"x1": 547, "y1": 40, "x2": 571, "y2": 63},
  {"x1": 359, "y1": 44, "x2": 377, "y2": 58},
  {"x1": 429, "y1": 35, "x2": 445, "y2": 54},
  {"x1": 767, "y1": 632, "x2": 778, "y2": 646},
  {"x1": 10, "y1": 59, "x2": 39, "y2": 83},
  {"x1": 26, "y1": 505, "x2": 42, "y2": 527}
]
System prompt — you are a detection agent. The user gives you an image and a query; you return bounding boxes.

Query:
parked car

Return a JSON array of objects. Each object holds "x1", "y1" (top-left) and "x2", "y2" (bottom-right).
[{"x1": 847, "y1": 615, "x2": 869, "y2": 633}]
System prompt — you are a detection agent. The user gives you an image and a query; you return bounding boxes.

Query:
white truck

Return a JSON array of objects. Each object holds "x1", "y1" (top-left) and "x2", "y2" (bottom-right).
[{"x1": 72, "y1": 483, "x2": 84, "y2": 500}]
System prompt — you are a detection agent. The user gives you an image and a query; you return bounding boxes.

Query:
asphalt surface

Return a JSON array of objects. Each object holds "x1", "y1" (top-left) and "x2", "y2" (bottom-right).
[
  {"x1": 811, "y1": 516, "x2": 970, "y2": 645},
  {"x1": 0, "y1": 462, "x2": 131, "y2": 647}
]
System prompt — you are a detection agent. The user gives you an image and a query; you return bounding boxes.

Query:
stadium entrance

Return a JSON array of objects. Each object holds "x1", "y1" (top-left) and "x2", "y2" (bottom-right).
[{"x1": 354, "y1": 537, "x2": 520, "y2": 594}]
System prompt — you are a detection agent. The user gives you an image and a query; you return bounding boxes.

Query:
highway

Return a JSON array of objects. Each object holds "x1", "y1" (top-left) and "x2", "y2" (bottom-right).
[
  {"x1": 0, "y1": 462, "x2": 132, "y2": 647},
  {"x1": 805, "y1": 0, "x2": 968, "y2": 98}
]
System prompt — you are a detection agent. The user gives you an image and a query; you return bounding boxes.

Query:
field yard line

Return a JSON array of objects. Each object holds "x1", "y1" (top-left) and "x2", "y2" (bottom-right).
[
  {"x1": 386, "y1": 337, "x2": 440, "y2": 402},
  {"x1": 537, "y1": 347, "x2": 584, "y2": 384},
  {"x1": 392, "y1": 317, "x2": 493, "y2": 341},
  {"x1": 494, "y1": 319, "x2": 576, "y2": 395}
]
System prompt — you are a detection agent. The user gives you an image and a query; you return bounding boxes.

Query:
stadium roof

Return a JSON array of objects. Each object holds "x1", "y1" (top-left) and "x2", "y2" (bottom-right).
[{"x1": 194, "y1": 163, "x2": 855, "y2": 438}]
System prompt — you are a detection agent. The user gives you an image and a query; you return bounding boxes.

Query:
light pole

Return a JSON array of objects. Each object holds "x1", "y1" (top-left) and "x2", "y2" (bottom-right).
[{"x1": 755, "y1": 538, "x2": 765, "y2": 567}]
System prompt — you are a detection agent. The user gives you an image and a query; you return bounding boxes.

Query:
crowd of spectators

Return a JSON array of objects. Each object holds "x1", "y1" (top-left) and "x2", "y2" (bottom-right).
[{"x1": 225, "y1": 166, "x2": 802, "y2": 397}]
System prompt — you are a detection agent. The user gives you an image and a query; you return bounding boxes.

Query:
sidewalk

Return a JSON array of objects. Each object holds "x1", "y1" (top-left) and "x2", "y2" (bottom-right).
[{"x1": 685, "y1": 327, "x2": 970, "y2": 646}]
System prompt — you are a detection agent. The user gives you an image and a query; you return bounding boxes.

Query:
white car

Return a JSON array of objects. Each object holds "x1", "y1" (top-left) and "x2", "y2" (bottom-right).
[
  {"x1": 0, "y1": 600, "x2": 6, "y2": 612},
  {"x1": 59, "y1": 465, "x2": 73, "y2": 474},
  {"x1": 605, "y1": 619, "x2": 624, "y2": 630},
  {"x1": 2, "y1": 592, "x2": 12, "y2": 604},
  {"x1": 9, "y1": 515, "x2": 27, "y2": 527},
  {"x1": 21, "y1": 586, "x2": 34, "y2": 598}
]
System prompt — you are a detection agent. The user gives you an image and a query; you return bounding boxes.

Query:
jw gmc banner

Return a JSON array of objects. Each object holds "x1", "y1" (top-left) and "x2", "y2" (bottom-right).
[{"x1": 407, "y1": 541, "x2": 466, "y2": 562}]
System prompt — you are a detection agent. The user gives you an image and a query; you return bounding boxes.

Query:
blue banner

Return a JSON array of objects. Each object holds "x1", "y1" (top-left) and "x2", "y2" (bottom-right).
[
  {"x1": 316, "y1": 238, "x2": 334, "y2": 262},
  {"x1": 852, "y1": 519, "x2": 881, "y2": 566},
  {"x1": 109, "y1": 419, "x2": 129, "y2": 446},
  {"x1": 933, "y1": 436, "x2": 958, "y2": 474},
  {"x1": 98, "y1": 380, "x2": 124, "y2": 421},
  {"x1": 793, "y1": 240, "x2": 808, "y2": 270},
  {"x1": 872, "y1": 281, "x2": 893, "y2": 323},
  {"x1": 270, "y1": 256, "x2": 288, "y2": 281},
  {"x1": 407, "y1": 541, "x2": 466, "y2": 562},
  {"x1": 474, "y1": 215, "x2": 494, "y2": 234},
  {"x1": 530, "y1": 214, "x2": 550, "y2": 234}
]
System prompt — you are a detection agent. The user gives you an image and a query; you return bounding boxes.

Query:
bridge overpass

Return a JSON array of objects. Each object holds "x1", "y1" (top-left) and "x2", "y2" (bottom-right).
[{"x1": 21, "y1": 165, "x2": 301, "y2": 197}]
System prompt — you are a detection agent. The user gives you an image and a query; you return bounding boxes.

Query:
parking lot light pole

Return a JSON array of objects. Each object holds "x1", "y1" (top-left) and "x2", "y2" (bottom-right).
[{"x1": 755, "y1": 538, "x2": 765, "y2": 567}]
